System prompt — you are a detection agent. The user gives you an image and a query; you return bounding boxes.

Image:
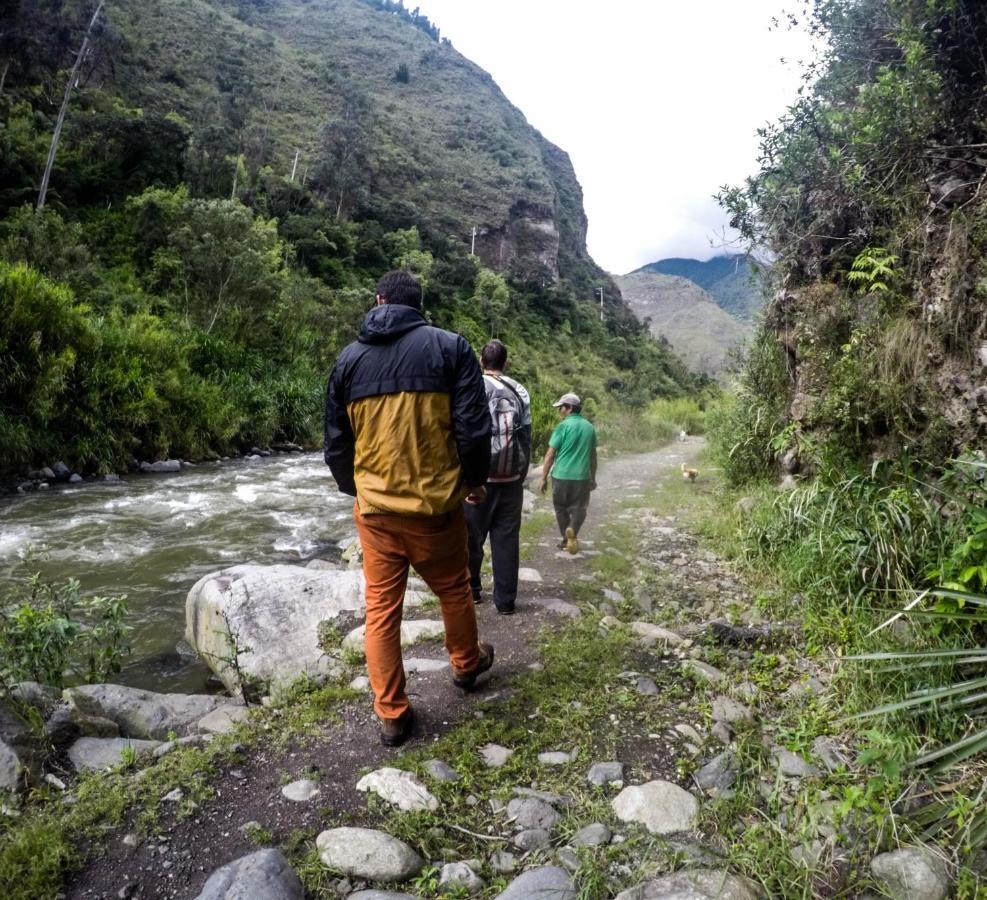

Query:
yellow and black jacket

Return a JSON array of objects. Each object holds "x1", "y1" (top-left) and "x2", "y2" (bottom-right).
[{"x1": 324, "y1": 304, "x2": 491, "y2": 515}]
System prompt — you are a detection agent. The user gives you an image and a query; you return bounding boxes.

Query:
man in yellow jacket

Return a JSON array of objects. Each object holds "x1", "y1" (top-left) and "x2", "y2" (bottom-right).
[{"x1": 324, "y1": 270, "x2": 495, "y2": 746}]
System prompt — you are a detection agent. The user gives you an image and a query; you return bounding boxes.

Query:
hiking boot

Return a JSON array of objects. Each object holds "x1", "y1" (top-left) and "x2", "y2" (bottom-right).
[
  {"x1": 565, "y1": 527, "x2": 579, "y2": 554},
  {"x1": 453, "y1": 642, "x2": 495, "y2": 691},
  {"x1": 495, "y1": 604, "x2": 515, "y2": 616},
  {"x1": 472, "y1": 588, "x2": 482, "y2": 604},
  {"x1": 557, "y1": 537, "x2": 567, "y2": 550},
  {"x1": 379, "y1": 707, "x2": 414, "y2": 747}
]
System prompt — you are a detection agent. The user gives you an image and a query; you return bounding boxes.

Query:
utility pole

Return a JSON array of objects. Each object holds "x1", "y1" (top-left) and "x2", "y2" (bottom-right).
[
  {"x1": 290, "y1": 149, "x2": 300, "y2": 182},
  {"x1": 470, "y1": 226, "x2": 477, "y2": 256},
  {"x1": 597, "y1": 286, "x2": 604, "y2": 322}
]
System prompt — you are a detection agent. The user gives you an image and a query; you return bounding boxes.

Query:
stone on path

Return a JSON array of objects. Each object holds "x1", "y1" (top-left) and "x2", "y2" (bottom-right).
[
  {"x1": 343, "y1": 620, "x2": 445, "y2": 657},
  {"x1": 489, "y1": 851, "x2": 517, "y2": 874},
  {"x1": 186, "y1": 565, "x2": 364, "y2": 696},
  {"x1": 348, "y1": 893, "x2": 416, "y2": 900},
  {"x1": 349, "y1": 675, "x2": 371, "y2": 691},
  {"x1": 495, "y1": 866, "x2": 576, "y2": 900},
  {"x1": 281, "y1": 779, "x2": 320, "y2": 802},
  {"x1": 439, "y1": 862, "x2": 484, "y2": 895},
  {"x1": 695, "y1": 752, "x2": 737, "y2": 794},
  {"x1": 811, "y1": 736, "x2": 849, "y2": 772},
  {"x1": 684, "y1": 660, "x2": 726, "y2": 684},
  {"x1": 404, "y1": 657, "x2": 449, "y2": 674},
  {"x1": 630, "y1": 622, "x2": 685, "y2": 646},
  {"x1": 870, "y1": 847, "x2": 949, "y2": 900},
  {"x1": 356, "y1": 767, "x2": 438, "y2": 812},
  {"x1": 587, "y1": 761, "x2": 624, "y2": 787},
  {"x1": 636, "y1": 676, "x2": 659, "y2": 696},
  {"x1": 570, "y1": 823, "x2": 611, "y2": 848},
  {"x1": 614, "y1": 868, "x2": 759, "y2": 900},
  {"x1": 195, "y1": 849, "x2": 303, "y2": 900},
  {"x1": 424, "y1": 759, "x2": 460, "y2": 782},
  {"x1": 67, "y1": 737, "x2": 162, "y2": 772},
  {"x1": 540, "y1": 598, "x2": 582, "y2": 618},
  {"x1": 538, "y1": 749, "x2": 576, "y2": 766},
  {"x1": 316, "y1": 827, "x2": 423, "y2": 881},
  {"x1": 518, "y1": 568, "x2": 543, "y2": 583},
  {"x1": 612, "y1": 781, "x2": 699, "y2": 835},
  {"x1": 65, "y1": 684, "x2": 238, "y2": 740},
  {"x1": 774, "y1": 747, "x2": 820, "y2": 778},
  {"x1": 506, "y1": 797, "x2": 559, "y2": 831},
  {"x1": 479, "y1": 743, "x2": 513, "y2": 768},
  {"x1": 711, "y1": 696, "x2": 754, "y2": 726},
  {"x1": 198, "y1": 706, "x2": 251, "y2": 734},
  {"x1": 513, "y1": 828, "x2": 551, "y2": 851}
]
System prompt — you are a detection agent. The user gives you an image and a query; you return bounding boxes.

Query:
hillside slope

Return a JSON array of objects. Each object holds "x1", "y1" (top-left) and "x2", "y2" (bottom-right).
[
  {"x1": 616, "y1": 271, "x2": 750, "y2": 376},
  {"x1": 638, "y1": 255, "x2": 764, "y2": 321}
]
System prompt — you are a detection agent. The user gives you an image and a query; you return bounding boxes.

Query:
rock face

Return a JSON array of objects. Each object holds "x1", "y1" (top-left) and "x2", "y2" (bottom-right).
[
  {"x1": 494, "y1": 866, "x2": 576, "y2": 900},
  {"x1": 356, "y1": 767, "x2": 439, "y2": 812},
  {"x1": 186, "y1": 565, "x2": 365, "y2": 696},
  {"x1": 0, "y1": 739, "x2": 23, "y2": 792},
  {"x1": 612, "y1": 781, "x2": 700, "y2": 835},
  {"x1": 316, "y1": 827, "x2": 423, "y2": 881},
  {"x1": 614, "y1": 868, "x2": 760, "y2": 900},
  {"x1": 195, "y1": 849, "x2": 303, "y2": 900},
  {"x1": 870, "y1": 847, "x2": 949, "y2": 900},
  {"x1": 65, "y1": 684, "x2": 237, "y2": 740}
]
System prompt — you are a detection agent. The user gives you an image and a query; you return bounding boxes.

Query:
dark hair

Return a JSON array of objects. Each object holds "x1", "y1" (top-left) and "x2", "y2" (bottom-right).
[
  {"x1": 376, "y1": 270, "x2": 422, "y2": 309},
  {"x1": 563, "y1": 403, "x2": 582, "y2": 414},
  {"x1": 481, "y1": 339, "x2": 508, "y2": 370}
]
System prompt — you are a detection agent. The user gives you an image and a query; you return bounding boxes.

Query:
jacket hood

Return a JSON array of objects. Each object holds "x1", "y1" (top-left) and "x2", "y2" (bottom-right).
[{"x1": 358, "y1": 304, "x2": 428, "y2": 344}]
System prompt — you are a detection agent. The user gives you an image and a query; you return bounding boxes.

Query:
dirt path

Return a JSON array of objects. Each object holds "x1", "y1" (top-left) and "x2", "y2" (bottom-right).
[{"x1": 66, "y1": 439, "x2": 706, "y2": 900}]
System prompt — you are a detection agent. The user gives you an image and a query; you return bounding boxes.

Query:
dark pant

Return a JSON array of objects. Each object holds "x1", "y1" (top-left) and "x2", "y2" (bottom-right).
[
  {"x1": 465, "y1": 479, "x2": 524, "y2": 611},
  {"x1": 552, "y1": 477, "x2": 591, "y2": 538}
]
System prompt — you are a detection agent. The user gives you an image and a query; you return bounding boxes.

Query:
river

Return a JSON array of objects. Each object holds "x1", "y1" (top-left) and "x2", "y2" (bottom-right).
[{"x1": 0, "y1": 454, "x2": 355, "y2": 693}]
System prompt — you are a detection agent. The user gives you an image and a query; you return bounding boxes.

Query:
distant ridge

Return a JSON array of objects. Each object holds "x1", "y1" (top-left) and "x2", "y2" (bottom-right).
[{"x1": 634, "y1": 255, "x2": 764, "y2": 322}]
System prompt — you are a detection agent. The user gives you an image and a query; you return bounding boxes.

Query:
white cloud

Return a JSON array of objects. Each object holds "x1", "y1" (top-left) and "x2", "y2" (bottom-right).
[{"x1": 412, "y1": 0, "x2": 814, "y2": 274}]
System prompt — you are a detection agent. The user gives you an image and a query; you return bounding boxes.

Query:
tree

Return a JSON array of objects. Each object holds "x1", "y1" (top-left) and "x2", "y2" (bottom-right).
[{"x1": 472, "y1": 267, "x2": 510, "y2": 337}]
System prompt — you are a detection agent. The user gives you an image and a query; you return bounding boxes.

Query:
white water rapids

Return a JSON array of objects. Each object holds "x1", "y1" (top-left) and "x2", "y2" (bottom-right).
[{"x1": 0, "y1": 454, "x2": 354, "y2": 692}]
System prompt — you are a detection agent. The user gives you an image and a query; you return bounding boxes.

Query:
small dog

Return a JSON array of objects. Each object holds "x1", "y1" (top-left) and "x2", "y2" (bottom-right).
[{"x1": 681, "y1": 462, "x2": 699, "y2": 482}]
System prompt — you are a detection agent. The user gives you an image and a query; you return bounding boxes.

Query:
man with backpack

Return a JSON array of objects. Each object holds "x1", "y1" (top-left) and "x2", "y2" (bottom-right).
[{"x1": 465, "y1": 340, "x2": 531, "y2": 616}]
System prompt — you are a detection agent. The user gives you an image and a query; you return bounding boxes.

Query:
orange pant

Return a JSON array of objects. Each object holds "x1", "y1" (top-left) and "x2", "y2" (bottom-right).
[{"x1": 354, "y1": 505, "x2": 481, "y2": 720}]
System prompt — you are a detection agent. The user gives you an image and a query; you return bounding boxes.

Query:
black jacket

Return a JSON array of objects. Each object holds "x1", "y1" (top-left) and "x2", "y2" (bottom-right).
[{"x1": 324, "y1": 304, "x2": 491, "y2": 498}]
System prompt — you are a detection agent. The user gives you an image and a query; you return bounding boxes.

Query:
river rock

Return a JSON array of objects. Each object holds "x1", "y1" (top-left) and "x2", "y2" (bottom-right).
[
  {"x1": 404, "y1": 657, "x2": 449, "y2": 674},
  {"x1": 506, "y1": 796, "x2": 559, "y2": 831},
  {"x1": 348, "y1": 893, "x2": 416, "y2": 900},
  {"x1": 342, "y1": 620, "x2": 445, "y2": 657},
  {"x1": 195, "y1": 849, "x2": 303, "y2": 900},
  {"x1": 696, "y1": 751, "x2": 738, "y2": 794},
  {"x1": 355, "y1": 767, "x2": 438, "y2": 812},
  {"x1": 439, "y1": 862, "x2": 484, "y2": 895},
  {"x1": 479, "y1": 743, "x2": 513, "y2": 767},
  {"x1": 198, "y1": 705, "x2": 251, "y2": 734},
  {"x1": 630, "y1": 622, "x2": 685, "y2": 646},
  {"x1": 570, "y1": 823, "x2": 611, "y2": 847},
  {"x1": 186, "y1": 565, "x2": 365, "y2": 697},
  {"x1": 50, "y1": 461, "x2": 71, "y2": 480},
  {"x1": 711, "y1": 697, "x2": 753, "y2": 726},
  {"x1": 65, "y1": 684, "x2": 236, "y2": 740},
  {"x1": 424, "y1": 759, "x2": 460, "y2": 782},
  {"x1": 140, "y1": 459, "x2": 182, "y2": 473},
  {"x1": 517, "y1": 568, "x2": 543, "y2": 582},
  {"x1": 316, "y1": 827, "x2": 423, "y2": 880},
  {"x1": 684, "y1": 660, "x2": 726, "y2": 684},
  {"x1": 614, "y1": 868, "x2": 759, "y2": 899},
  {"x1": 513, "y1": 828, "x2": 551, "y2": 851},
  {"x1": 0, "y1": 739, "x2": 23, "y2": 793},
  {"x1": 774, "y1": 747, "x2": 820, "y2": 778},
  {"x1": 612, "y1": 781, "x2": 699, "y2": 835},
  {"x1": 588, "y1": 761, "x2": 624, "y2": 787},
  {"x1": 870, "y1": 847, "x2": 949, "y2": 900},
  {"x1": 282, "y1": 778, "x2": 320, "y2": 802},
  {"x1": 67, "y1": 737, "x2": 162, "y2": 772},
  {"x1": 495, "y1": 866, "x2": 575, "y2": 899}
]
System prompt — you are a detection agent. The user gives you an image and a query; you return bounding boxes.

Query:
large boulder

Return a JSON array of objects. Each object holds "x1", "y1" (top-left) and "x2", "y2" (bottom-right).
[
  {"x1": 67, "y1": 737, "x2": 162, "y2": 772},
  {"x1": 64, "y1": 684, "x2": 239, "y2": 740},
  {"x1": 195, "y1": 849, "x2": 303, "y2": 900},
  {"x1": 186, "y1": 565, "x2": 366, "y2": 697},
  {"x1": 316, "y1": 827, "x2": 423, "y2": 881}
]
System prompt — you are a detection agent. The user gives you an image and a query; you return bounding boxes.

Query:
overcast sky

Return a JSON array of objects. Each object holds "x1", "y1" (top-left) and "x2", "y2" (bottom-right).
[{"x1": 411, "y1": 1, "x2": 815, "y2": 275}]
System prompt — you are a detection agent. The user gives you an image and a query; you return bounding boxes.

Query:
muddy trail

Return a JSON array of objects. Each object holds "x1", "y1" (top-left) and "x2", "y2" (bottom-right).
[{"x1": 66, "y1": 437, "x2": 767, "y2": 900}]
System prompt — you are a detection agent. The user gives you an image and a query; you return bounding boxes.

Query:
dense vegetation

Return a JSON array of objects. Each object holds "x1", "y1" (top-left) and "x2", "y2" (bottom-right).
[
  {"x1": 709, "y1": 0, "x2": 987, "y2": 861},
  {"x1": 0, "y1": 0, "x2": 698, "y2": 478}
]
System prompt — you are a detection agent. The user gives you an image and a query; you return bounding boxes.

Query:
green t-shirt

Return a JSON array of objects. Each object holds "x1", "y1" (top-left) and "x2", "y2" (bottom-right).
[{"x1": 548, "y1": 413, "x2": 596, "y2": 481}]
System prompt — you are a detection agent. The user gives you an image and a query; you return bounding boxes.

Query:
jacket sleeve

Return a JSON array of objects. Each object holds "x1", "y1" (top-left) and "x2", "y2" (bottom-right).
[
  {"x1": 324, "y1": 363, "x2": 357, "y2": 497},
  {"x1": 451, "y1": 336, "x2": 492, "y2": 487}
]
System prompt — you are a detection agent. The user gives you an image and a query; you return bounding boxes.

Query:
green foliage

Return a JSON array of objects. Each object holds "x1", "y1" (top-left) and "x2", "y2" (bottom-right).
[
  {"x1": 847, "y1": 247, "x2": 899, "y2": 295},
  {"x1": 0, "y1": 574, "x2": 131, "y2": 689}
]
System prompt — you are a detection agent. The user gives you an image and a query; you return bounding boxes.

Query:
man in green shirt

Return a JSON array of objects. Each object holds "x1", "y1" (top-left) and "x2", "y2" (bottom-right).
[{"x1": 538, "y1": 392, "x2": 597, "y2": 554}]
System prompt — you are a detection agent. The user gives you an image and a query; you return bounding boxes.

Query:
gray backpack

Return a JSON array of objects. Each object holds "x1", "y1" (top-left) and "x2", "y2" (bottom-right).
[{"x1": 486, "y1": 376, "x2": 527, "y2": 479}]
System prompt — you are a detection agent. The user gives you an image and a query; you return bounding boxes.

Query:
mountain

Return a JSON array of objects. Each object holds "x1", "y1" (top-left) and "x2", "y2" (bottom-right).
[
  {"x1": 615, "y1": 271, "x2": 750, "y2": 377},
  {"x1": 636, "y1": 255, "x2": 765, "y2": 321},
  {"x1": 0, "y1": 0, "x2": 696, "y2": 474}
]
